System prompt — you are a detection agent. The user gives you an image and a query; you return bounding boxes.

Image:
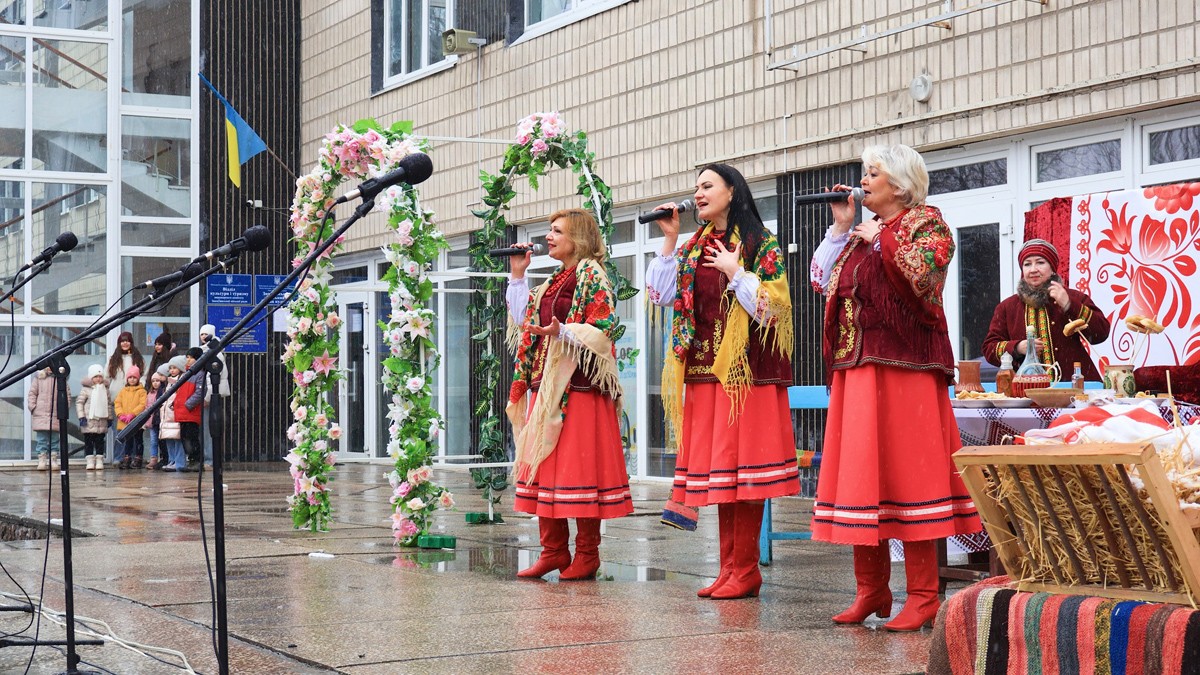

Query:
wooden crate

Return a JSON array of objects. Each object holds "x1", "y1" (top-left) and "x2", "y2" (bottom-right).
[{"x1": 954, "y1": 442, "x2": 1200, "y2": 605}]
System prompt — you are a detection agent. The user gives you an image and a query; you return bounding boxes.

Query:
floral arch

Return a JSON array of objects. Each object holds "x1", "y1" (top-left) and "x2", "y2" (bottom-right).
[
  {"x1": 284, "y1": 119, "x2": 452, "y2": 542},
  {"x1": 468, "y1": 113, "x2": 638, "y2": 508}
]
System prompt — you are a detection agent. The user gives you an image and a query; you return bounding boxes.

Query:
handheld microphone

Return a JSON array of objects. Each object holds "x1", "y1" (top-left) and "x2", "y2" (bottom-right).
[
  {"x1": 139, "y1": 261, "x2": 208, "y2": 291},
  {"x1": 637, "y1": 199, "x2": 696, "y2": 224},
  {"x1": 19, "y1": 231, "x2": 79, "y2": 273},
  {"x1": 793, "y1": 187, "x2": 865, "y2": 206},
  {"x1": 487, "y1": 244, "x2": 545, "y2": 258},
  {"x1": 335, "y1": 152, "x2": 435, "y2": 204},
  {"x1": 190, "y1": 225, "x2": 272, "y2": 264}
]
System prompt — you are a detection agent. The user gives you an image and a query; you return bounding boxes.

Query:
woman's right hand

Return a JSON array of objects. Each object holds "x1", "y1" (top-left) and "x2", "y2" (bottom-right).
[
  {"x1": 652, "y1": 203, "x2": 681, "y2": 255},
  {"x1": 828, "y1": 184, "x2": 856, "y2": 235},
  {"x1": 509, "y1": 242, "x2": 536, "y2": 279}
]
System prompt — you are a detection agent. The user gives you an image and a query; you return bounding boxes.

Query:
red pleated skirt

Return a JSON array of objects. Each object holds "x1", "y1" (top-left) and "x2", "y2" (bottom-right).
[
  {"x1": 513, "y1": 390, "x2": 634, "y2": 519},
  {"x1": 812, "y1": 364, "x2": 982, "y2": 545},
  {"x1": 670, "y1": 382, "x2": 800, "y2": 506}
]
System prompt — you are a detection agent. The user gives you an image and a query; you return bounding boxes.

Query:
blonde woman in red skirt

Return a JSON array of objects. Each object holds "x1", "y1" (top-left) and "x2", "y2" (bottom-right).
[
  {"x1": 505, "y1": 208, "x2": 633, "y2": 581},
  {"x1": 646, "y1": 164, "x2": 800, "y2": 600},
  {"x1": 810, "y1": 144, "x2": 983, "y2": 631}
]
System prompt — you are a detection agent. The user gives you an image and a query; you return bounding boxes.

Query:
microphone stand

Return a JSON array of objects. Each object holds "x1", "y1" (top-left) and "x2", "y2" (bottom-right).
[
  {"x1": 0, "y1": 260, "x2": 234, "y2": 674},
  {"x1": 119, "y1": 197, "x2": 377, "y2": 675},
  {"x1": 0, "y1": 265, "x2": 105, "y2": 673}
]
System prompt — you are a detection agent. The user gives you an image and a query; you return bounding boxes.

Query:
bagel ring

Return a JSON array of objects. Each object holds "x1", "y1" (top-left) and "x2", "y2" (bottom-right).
[{"x1": 1063, "y1": 318, "x2": 1088, "y2": 337}]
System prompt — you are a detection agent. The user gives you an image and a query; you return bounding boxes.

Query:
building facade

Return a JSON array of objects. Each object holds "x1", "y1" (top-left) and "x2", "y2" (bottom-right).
[
  {"x1": 302, "y1": 0, "x2": 1200, "y2": 481},
  {"x1": 0, "y1": 2, "x2": 299, "y2": 462}
]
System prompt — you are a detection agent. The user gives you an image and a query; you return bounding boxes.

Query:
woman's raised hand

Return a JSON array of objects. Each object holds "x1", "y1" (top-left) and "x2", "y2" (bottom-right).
[
  {"x1": 652, "y1": 203, "x2": 682, "y2": 254},
  {"x1": 828, "y1": 184, "x2": 857, "y2": 235},
  {"x1": 525, "y1": 316, "x2": 561, "y2": 337},
  {"x1": 702, "y1": 239, "x2": 741, "y2": 278},
  {"x1": 509, "y1": 242, "x2": 536, "y2": 278}
]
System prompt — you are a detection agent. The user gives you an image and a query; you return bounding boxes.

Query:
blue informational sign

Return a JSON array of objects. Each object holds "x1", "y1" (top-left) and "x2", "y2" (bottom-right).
[
  {"x1": 255, "y1": 274, "x2": 298, "y2": 306},
  {"x1": 206, "y1": 305, "x2": 268, "y2": 353},
  {"x1": 206, "y1": 273, "x2": 254, "y2": 305}
]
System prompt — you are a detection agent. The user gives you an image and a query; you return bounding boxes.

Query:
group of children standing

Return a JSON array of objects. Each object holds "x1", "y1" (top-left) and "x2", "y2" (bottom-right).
[{"x1": 27, "y1": 326, "x2": 220, "y2": 473}]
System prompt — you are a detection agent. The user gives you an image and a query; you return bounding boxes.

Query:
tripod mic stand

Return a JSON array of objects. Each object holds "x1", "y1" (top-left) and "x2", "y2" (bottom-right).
[
  {"x1": 0, "y1": 260, "x2": 236, "y2": 673},
  {"x1": 119, "y1": 197, "x2": 380, "y2": 675}
]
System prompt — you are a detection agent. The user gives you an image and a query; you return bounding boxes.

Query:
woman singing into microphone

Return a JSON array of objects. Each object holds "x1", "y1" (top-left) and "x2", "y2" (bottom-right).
[
  {"x1": 646, "y1": 163, "x2": 799, "y2": 600},
  {"x1": 505, "y1": 208, "x2": 633, "y2": 581}
]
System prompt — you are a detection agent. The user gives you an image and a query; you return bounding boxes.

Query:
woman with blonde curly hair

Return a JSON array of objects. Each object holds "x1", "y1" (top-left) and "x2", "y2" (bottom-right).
[{"x1": 504, "y1": 208, "x2": 633, "y2": 581}]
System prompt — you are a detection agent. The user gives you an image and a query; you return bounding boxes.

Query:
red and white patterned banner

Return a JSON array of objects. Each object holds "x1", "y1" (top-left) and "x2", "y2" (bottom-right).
[{"x1": 1068, "y1": 182, "x2": 1200, "y2": 370}]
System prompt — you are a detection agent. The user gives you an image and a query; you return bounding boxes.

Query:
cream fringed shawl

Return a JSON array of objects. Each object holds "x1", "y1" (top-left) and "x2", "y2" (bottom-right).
[{"x1": 505, "y1": 259, "x2": 622, "y2": 483}]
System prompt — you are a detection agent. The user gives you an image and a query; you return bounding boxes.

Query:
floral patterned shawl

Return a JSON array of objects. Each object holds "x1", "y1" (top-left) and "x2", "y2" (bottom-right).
[
  {"x1": 506, "y1": 258, "x2": 621, "y2": 482},
  {"x1": 663, "y1": 223, "x2": 793, "y2": 446}
]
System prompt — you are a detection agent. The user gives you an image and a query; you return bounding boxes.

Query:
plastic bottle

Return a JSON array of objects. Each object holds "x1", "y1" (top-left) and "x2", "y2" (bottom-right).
[
  {"x1": 996, "y1": 352, "x2": 1014, "y2": 397},
  {"x1": 1071, "y1": 361, "x2": 1085, "y2": 390},
  {"x1": 1015, "y1": 325, "x2": 1046, "y2": 376}
]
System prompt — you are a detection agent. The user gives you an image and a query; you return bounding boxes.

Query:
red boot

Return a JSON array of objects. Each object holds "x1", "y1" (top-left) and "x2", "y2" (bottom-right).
[
  {"x1": 884, "y1": 539, "x2": 940, "y2": 631},
  {"x1": 711, "y1": 501, "x2": 765, "y2": 600},
  {"x1": 697, "y1": 503, "x2": 736, "y2": 597},
  {"x1": 517, "y1": 517, "x2": 571, "y2": 579},
  {"x1": 832, "y1": 542, "x2": 893, "y2": 624},
  {"x1": 560, "y1": 518, "x2": 602, "y2": 580}
]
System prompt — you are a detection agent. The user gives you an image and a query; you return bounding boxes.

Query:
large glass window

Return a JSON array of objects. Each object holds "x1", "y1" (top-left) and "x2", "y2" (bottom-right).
[
  {"x1": 0, "y1": 330, "x2": 26, "y2": 460},
  {"x1": 121, "y1": 0, "x2": 191, "y2": 108},
  {"x1": 930, "y1": 158, "x2": 1008, "y2": 195},
  {"x1": 610, "y1": 255, "x2": 636, "y2": 475},
  {"x1": 645, "y1": 252, "x2": 672, "y2": 478},
  {"x1": 0, "y1": 180, "x2": 24, "y2": 287},
  {"x1": 1035, "y1": 139, "x2": 1121, "y2": 183},
  {"x1": 32, "y1": 39, "x2": 108, "y2": 174},
  {"x1": 120, "y1": 255, "x2": 191, "y2": 319},
  {"x1": 441, "y1": 277, "x2": 471, "y2": 457},
  {"x1": 31, "y1": 183, "x2": 107, "y2": 315},
  {"x1": 1148, "y1": 124, "x2": 1200, "y2": 166},
  {"x1": 385, "y1": 0, "x2": 450, "y2": 78},
  {"x1": 31, "y1": 0, "x2": 108, "y2": 31},
  {"x1": 122, "y1": 221, "x2": 190, "y2": 248},
  {"x1": 121, "y1": 115, "x2": 191, "y2": 218},
  {"x1": 0, "y1": 36, "x2": 24, "y2": 171}
]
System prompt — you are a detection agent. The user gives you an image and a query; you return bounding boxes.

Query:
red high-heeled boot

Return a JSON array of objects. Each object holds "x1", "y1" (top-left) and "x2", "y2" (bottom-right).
[
  {"x1": 711, "y1": 501, "x2": 765, "y2": 600},
  {"x1": 560, "y1": 518, "x2": 602, "y2": 580},
  {"x1": 517, "y1": 517, "x2": 571, "y2": 579},
  {"x1": 832, "y1": 542, "x2": 893, "y2": 624},
  {"x1": 884, "y1": 539, "x2": 940, "y2": 631},
  {"x1": 697, "y1": 503, "x2": 736, "y2": 597}
]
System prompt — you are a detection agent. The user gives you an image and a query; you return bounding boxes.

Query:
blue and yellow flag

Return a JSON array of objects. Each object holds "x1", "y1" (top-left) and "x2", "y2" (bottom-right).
[{"x1": 199, "y1": 73, "x2": 267, "y2": 188}]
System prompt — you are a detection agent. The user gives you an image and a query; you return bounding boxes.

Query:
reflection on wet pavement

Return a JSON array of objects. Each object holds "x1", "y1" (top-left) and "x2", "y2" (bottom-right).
[{"x1": 0, "y1": 462, "x2": 940, "y2": 674}]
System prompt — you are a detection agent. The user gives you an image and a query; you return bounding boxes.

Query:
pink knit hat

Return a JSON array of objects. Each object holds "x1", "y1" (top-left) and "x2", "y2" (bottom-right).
[{"x1": 126, "y1": 365, "x2": 141, "y2": 380}]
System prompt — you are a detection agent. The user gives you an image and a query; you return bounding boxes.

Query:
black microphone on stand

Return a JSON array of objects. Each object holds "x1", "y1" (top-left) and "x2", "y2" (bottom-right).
[
  {"x1": 637, "y1": 199, "x2": 696, "y2": 224},
  {"x1": 138, "y1": 261, "x2": 209, "y2": 291},
  {"x1": 334, "y1": 152, "x2": 435, "y2": 204},
  {"x1": 189, "y1": 225, "x2": 272, "y2": 264},
  {"x1": 487, "y1": 244, "x2": 545, "y2": 257},
  {"x1": 793, "y1": 187, "x2": 865, "y2": 206},
  {"x1": 17, "y1": 231, "x2": 78, "y2": 275}
]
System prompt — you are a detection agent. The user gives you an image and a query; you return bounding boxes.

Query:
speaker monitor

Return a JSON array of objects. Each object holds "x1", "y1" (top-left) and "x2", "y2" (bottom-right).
[{"x1": 442, "y1": 28, "x2": 479, "y2": 56}]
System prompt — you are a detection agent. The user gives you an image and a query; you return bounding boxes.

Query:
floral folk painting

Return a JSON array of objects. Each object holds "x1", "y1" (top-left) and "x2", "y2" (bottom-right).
[
  {"x1": 1070, "y1": 181, "x2": 1200, "y2": 368},
  {"x1": 284, "y1": 118, "x2": 453, "y2": 541}
]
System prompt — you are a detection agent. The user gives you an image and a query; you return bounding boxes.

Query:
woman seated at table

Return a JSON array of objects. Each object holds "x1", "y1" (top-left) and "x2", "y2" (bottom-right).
[{"x1": 982, "y1": 239, "x2": 1111, "y2": 381}]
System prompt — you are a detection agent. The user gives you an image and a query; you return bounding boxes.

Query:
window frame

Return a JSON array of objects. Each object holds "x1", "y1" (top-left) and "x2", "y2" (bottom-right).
[
  {"x1": 380, "y1": 0, "x2": 457, "y2": 91},
  {"x1": 1139, "y1": 115, "x2": 1200, "y2": 183},
  {"x1": 511, "y1": 0, "x2": 636, "y2": 47}
]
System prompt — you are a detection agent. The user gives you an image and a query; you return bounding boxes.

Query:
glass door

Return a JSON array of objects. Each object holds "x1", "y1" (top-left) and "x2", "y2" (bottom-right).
[
  {"x1": 335, "y1": 291, "x2": 376, "y2": 459},
  {"x1": 937, "y1": 201, "x2": 1016, "y2": 367}
]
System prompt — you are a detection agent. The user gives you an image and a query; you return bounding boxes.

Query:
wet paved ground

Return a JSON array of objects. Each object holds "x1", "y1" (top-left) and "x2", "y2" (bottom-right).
[{"x1": 0, "y1": 462, "x2": 940, "y2": 673}]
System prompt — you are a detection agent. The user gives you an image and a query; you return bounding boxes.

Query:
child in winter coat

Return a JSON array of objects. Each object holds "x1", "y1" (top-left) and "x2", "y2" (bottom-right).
[
  {"x1": 28, "y1": 367, "x2": 70, "y2": 471},
  {"x1": 113, "y1": 365, "x2": 147, "y2": 469},
  {"x1": 76, "y1": 364, "x2": 111, "y2": 470},
  {"x1": 172, "y1": 350, "x2": 208, "y2": 472},
  {"x1": 161, "y1": 359, "x2": 187, "y2": 471},
  {"x1": 144, "y1": 366, "x2": 168, "y2": 470}
]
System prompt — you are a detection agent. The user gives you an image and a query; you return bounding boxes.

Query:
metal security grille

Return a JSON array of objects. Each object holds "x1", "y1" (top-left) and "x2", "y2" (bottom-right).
[
  {"x1": 200, "y1": 4, "x2": 301, "y2": 462},
  {"x1": 776, "y1": 163, "x2": 860, "y2": 497}
]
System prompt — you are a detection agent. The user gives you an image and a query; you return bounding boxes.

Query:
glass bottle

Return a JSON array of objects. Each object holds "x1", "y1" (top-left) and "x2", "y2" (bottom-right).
[
  {"x1": 1071, "y1": 362, "x2": 1085, "y2": 390},
  {"x1": 995, "y1": 352, "x2": 1014, "y2": 397},
  {"x1": 1015, "y1": 324, "x2": 1046, "y2": 376}
]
